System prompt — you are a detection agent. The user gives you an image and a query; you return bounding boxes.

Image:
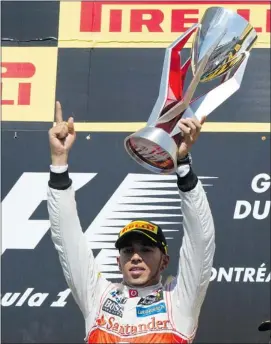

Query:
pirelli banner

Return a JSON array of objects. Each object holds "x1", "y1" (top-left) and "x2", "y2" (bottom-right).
[{"x1": 1, "y1": 1, "x2": 270, "y2": 343}]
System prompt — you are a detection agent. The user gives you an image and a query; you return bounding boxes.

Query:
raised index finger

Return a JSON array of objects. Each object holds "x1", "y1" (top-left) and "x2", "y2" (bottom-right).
[{"x1": 55, "y1": 101, "x2": 63, "y2": 123}]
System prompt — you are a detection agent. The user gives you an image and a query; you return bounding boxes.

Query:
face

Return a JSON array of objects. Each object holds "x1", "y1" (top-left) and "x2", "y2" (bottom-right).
[{"x1": 117, "y1": 235, "x2": 169, "y2": 288}]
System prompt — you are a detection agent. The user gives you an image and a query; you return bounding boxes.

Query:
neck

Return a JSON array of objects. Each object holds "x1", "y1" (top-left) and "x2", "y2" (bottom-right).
[{"x1": 123, "y1": 276, "x2": 162, "y2": 289}]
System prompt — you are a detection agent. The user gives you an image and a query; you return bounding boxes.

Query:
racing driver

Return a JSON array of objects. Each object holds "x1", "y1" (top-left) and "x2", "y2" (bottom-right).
[{"x1": 47, "y1": 101, "x2": 215, "y2": 343}]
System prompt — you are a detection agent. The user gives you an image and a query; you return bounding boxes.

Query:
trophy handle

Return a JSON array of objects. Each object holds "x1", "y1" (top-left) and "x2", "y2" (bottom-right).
[
  {"x1": 155, "y1": 53, "x2": 210, "y2": 124},
  {"x1": 156, "y1": 30, "x2": 226, "y2": 125},
  {"x1": 147, "y1": 23, "x2": 199, "y2": 127},
  {"x1": 169, "y1": 51, "x2": 250, "y2": 137},
  {"x1": 183, "y1": 51, "x2": 250, "y2": 122}
]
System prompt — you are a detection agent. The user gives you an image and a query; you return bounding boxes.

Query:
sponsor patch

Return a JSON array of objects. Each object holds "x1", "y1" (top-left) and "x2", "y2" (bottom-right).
[
  {"x1": 58, "y1": 2, "x2": 270, "y2": 48},
  {"x1": 110, "y1": 290, "x2": 127, "y2": 305},
  {"x1": 1, "y1": 47, "x2": 57, "y2": 122},
  {"x1": 138, "y1": 289, "x2": 164, "y2": 306},
  {"x1": 102, "y1": 298, "x2": 123, "y2": 317},
  {"x1": 129, "y1": 289, "x2": 138, "y2": 298},
  {"x1": 120, "y1": 221, "x2": 158, "y2": 237},
  {"x1": 136, "y1": 302, "x2": 167, "y2": 317},
  {"x1": 95, "y1": 315, "x2": 171, "y2": 335}
]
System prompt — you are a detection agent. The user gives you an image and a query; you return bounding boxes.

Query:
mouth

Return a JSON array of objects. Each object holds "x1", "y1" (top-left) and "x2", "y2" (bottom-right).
[{"x1": 129, "y1": 267, "x2": 145, "y2": 272}]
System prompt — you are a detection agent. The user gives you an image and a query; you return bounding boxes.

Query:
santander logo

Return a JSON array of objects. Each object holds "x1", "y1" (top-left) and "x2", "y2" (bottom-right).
[
  {"x1": 95, "y1": 316, "x2": 171, "y2": 336},
  {"x1": 96, "y1": 315, "x2": 106, "y2": 327}
]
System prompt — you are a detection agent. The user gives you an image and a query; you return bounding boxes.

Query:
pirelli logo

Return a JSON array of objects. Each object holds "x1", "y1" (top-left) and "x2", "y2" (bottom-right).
[
  {"x1": 58, "y1": 1, "x2": 270, "y2": 48},
  {"x1": 1, "y1": 47, "x2": 57, "y2": 122},
  {"x1": 120, "y1": 221, "x2": 158, "y2": 236}
]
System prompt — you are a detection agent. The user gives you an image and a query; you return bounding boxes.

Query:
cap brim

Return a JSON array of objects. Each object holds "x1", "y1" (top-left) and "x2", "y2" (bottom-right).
[{"x1": 115, "y1": 230, "x2": 158, "y2": 250}]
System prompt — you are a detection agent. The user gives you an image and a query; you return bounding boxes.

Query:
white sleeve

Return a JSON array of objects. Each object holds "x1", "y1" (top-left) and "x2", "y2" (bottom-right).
[
  {"x1": 170, "y1": 170, "x2": 215, "y2": 335},
  {"x1": 47, "y1": 184, "x2": 111, "y2": 318}
]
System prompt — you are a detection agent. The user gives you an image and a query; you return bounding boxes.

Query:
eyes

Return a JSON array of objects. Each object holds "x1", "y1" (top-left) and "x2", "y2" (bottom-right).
[{"x1": 122, "y1": 247, "x2": 154, "y2": 254}]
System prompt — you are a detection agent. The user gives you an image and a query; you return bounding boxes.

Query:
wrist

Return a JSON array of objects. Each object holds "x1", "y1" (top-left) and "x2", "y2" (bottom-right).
[
  {"x1": 177, "y1": 152, "x2": 192, "y2": 166},
  {"x1": 50, "y1": 164, "x2": 68, "y2": 173},
  {"x1": 51, "y1": 154, "x2": 68, "y2": 166},
  {"x1": 177, "y1": 152, "x2": 188, "y2": 160},
  {"x1": 176, "y1": 152, "x2": 192, "y2": 177},
  {"x1": 48, "y1": 169, "x2": 72, "y2": 190},
  {"x1": 176, "y1": 168, "x2": 198, "y2": 192}
]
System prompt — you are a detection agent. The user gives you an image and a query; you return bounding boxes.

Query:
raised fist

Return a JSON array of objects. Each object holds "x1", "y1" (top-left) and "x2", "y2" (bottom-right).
[{"x1": 177, "y1": 116, "x2": 206, "y2": 160}]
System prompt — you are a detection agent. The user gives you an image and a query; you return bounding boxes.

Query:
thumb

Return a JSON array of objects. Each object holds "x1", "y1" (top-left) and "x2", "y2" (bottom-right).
[
  {"x1": 200, "y1": 115, "x2": 207, "y2": 126},
  {"x1": 67, "y1": 117, "x2": 75, "y2": 134}
]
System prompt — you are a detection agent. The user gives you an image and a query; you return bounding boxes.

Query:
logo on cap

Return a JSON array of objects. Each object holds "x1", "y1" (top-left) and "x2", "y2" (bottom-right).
[{"x1": 120, "y1": 221, "x2": 158, "y2": 237}]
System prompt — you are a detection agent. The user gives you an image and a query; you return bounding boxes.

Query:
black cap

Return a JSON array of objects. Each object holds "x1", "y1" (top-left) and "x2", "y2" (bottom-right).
[
  {"x1": 258, "y1": 320, "x2": 271, "y2": 332},
  {"x1": 115, "y1": 220, "x2": 168, "y2": 254}
]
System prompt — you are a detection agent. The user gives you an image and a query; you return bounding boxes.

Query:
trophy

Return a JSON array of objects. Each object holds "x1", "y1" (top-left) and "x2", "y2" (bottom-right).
[{"x1": 124, "y1": 7, "x2": 258, "y2": 174}]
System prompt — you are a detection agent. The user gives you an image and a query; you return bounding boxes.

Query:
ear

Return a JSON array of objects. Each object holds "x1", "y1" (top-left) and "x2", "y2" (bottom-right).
[
  {"x1": 116, "y1": 256, "x2": 122, "y2": 272},
  {"x1": 160, "y1": 254, "x2": 170, "y2": 272}
]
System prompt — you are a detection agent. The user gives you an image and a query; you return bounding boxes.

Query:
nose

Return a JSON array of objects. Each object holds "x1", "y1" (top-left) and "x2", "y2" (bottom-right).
[{"x1": 131, "y1": 252, "x2": 142, "y2": 263}]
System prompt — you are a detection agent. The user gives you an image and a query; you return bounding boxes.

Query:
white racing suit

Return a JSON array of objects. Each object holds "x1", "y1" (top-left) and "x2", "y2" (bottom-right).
[{"x1": 47, "y1": 166, "x2": 215, "y2": 343}]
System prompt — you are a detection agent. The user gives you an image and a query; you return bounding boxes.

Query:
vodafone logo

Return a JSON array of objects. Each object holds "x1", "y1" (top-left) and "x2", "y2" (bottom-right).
[{"x1": 129, "y1": 289, "x2": 138, "y2": 298}]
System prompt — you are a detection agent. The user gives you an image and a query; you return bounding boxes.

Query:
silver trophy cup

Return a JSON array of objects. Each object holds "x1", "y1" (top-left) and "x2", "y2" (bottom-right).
[{"x1": 124, "y1": 7, "x2": 257, "y2": 174}]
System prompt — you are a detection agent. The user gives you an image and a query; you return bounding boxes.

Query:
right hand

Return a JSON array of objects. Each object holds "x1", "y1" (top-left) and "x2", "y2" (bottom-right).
[
  {"x1": 49, "y1": 101, "x2": 76, "y2": 166},
  {"x1": 177, "y1": 116, "x2": 206, "y2": 160}
]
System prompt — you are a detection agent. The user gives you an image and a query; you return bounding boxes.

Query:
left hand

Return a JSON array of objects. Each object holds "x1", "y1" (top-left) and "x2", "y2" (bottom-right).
[{"x1": 177, "y1": 116, "x2": 206, "y2": 160}]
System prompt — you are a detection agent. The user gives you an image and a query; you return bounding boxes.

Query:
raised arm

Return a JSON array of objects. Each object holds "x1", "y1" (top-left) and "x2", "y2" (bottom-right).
[
  {"x1": 47, "y1": 102, "x2": 110, "y2": 318},
  {"x1": 168, "y1": 117, "x2": 215, "y2": 338},
  {"x1": 174, "y1": 167, "x2": 215, "y2": 328}
]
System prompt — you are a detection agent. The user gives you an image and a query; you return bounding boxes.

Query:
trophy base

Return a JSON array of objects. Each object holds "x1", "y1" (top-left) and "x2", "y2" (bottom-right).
[{"x1": 124, "y1": 127, "x2": 178, "y2": 174}]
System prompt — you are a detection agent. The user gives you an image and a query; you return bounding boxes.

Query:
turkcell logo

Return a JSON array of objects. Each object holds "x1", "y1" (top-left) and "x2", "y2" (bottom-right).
[{"x1": 136, "y1": 302, "x2": 167, "y2": 317}]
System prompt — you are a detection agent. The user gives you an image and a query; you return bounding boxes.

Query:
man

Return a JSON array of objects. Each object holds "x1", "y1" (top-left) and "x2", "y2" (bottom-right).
[{"x1": 47, "y1": 101, "x2": 215, "y2": 343}]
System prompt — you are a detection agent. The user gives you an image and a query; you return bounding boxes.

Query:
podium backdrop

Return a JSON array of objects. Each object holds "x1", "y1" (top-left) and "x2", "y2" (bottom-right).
[{"x1": 1, "y1": 1, "x2": 270, "y2": 343}]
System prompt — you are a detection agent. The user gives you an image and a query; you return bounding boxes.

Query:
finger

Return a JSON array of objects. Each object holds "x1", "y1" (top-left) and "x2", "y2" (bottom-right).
[
  {"x1": 186, "y1": 118, "x2": 197, "y2": 135},
  {"x1": 180, "y1": 119, "x2": 196, "y2": 135},
  {"x1": 67, "y1": 117, "x2": 75, "y2": 134},
  {"x1": 179, "y1": 122, "x2": 192, "y2": 135},
  {"x1": 184, "y1": 117, "x2": 203, "y2": 136},
  {"x1": 190, "y1": 117, "x2": 201, "y2": 127},
  {"x1": 200, "y1": 115, "x2": 207, "y2": 126},
  {"x1": 187, "y1": 116, "x2": 201, "y2": 128},
  {"x1": 57, "y1": 122, "x2": 69, "y2": 139},
  {"x1": 50, "y1": 122, "x2": 68, "y2": 139},
  {"x1": 55, "y1": 101, "x2": 63, "y2": 124},
  {"x1": 190, "y1": 117, "x2": 202, "y2": 135},
  {"x1": 57, "y1": 130, "x2": 68, "y2": 140}
]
